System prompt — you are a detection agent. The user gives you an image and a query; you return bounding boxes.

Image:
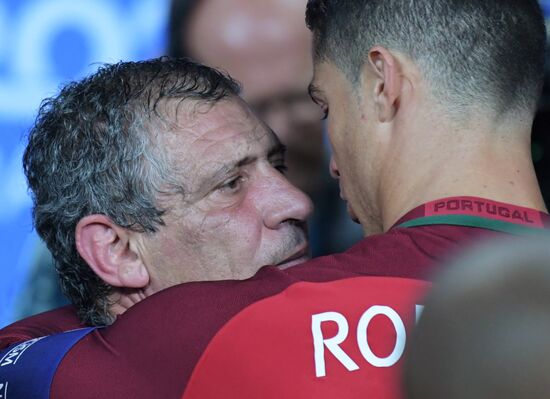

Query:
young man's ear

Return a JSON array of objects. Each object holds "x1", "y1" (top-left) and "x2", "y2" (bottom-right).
[
  {"x1": 75, "y1": 215, "x2": 149, "y2": 288},
  {"x1": 364, "y1": 46, "x2": 404, "y2": 123}
]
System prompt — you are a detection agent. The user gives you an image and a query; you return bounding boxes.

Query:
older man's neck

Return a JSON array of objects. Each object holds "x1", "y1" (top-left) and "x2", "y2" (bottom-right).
[{"x1": 108, "y1": 288, "x2": 151, "y2": 320}]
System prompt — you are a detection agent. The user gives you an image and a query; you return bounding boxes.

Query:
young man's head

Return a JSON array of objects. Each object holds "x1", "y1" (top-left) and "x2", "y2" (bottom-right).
[
  {"x1": 24, "y1": 58, "x2": 312, "y2": 326},
  {"x1": 306, "y1": 0, "x2": 546, "y2": 233}
]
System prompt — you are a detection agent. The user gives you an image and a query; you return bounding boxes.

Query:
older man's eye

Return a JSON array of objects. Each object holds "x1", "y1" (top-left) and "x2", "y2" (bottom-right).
[{"x1": 219, "y1": 176, "x2": 243, "y2": 193}]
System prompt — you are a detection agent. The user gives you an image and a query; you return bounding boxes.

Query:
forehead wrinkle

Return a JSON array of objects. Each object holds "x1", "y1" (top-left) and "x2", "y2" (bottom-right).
[
  {"x1": 161, "y1": 100, "x2": 250, "y2": 166},
  {"x1": 181, "y1": 117, "x2": 266, "y2": 195},
  {"x1": 206, "y1": 129, "x2": 284, "y2": 179},
  {"x1": 152, "y1": 99, "x2": 266, "y2": 209}
]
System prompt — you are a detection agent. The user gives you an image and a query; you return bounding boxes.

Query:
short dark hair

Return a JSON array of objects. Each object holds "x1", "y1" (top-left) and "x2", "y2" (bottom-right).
[
  {"x1": 23, "y1": 57, "x2": 240, "y2": 326},
  {"x1": 306, "y1": 0, "x2": 546, "y2": 116},
  {"x1": 167, "y1": 0, "x2": 201, "y2": 59}
]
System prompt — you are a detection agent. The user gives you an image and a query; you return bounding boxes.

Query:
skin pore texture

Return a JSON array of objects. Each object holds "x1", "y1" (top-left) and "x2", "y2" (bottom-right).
[
  {"x1": 185, "y1": 0, "x2": 325, "y2": 194},
  {"x1": 309, "y1": 49, "x2": 547, "y2": 236},
  {"x1": 77, "y1": 97, "x2": 313, "y2": 318}
]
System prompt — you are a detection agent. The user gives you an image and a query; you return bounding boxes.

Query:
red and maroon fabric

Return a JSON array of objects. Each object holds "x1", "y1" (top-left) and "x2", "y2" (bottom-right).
[
  {"x1": 0, "y1": 306, "x2": 83, "y2": 349},
  {"x1": 0, "y1": 197, "x2": 547, "y2": 398}
]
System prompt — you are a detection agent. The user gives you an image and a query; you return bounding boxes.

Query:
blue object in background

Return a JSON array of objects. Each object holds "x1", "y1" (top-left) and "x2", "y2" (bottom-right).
[
  {"x1": 1, "y1": 0, "x2": 550, "y2": 328},
  {"x1": 0, "y1": 0, "x2": 168, "y2": 327}
]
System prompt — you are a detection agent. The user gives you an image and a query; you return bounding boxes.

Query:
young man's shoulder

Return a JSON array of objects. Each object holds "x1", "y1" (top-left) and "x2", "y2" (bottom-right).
[{"x1": 289, "y1": 223, "x2": 493, "y2": 282}]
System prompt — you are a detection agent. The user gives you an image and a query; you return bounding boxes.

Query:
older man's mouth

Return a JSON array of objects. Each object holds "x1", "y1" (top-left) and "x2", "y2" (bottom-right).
[{"x1": 276, "y1": 244, "x2": 310, "y2": 270}]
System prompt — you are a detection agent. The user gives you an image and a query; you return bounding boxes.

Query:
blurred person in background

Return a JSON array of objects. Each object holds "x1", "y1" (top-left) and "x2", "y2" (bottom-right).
[
  {"x1": 167, "y1": 0, "x2": 362, "y2": 255},
  {"x1": 405, "y1": 237, "x2": 550, "y2": 399}
]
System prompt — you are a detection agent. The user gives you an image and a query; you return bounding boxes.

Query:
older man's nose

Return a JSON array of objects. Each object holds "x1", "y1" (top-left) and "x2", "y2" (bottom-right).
[{"x1": 263, "y1": 171, "x2": 313, "y2": 229}]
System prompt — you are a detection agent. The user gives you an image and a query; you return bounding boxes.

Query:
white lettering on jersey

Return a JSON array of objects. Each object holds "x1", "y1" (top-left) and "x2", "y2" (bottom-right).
[
  {"x1": 0, "y1": 381, "x2": 7, "y2": 399},
  {"x1": 311, "y1": 312, "x2": 360, "y2": 377},
  {"x1": 356, "y1": 305, "x2": 406, "y2": 367},
  {"x1": 312, "y1": 304, "x2": 424, "y2": 377},
  {"x1": 0, "y1": 337, "x2": 43, "y2": 367}
]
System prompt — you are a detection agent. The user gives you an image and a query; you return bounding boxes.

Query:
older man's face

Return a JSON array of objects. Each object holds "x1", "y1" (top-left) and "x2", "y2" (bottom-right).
[{"x1": 139, "y1": 97, "x2": 313, "y2": 290}]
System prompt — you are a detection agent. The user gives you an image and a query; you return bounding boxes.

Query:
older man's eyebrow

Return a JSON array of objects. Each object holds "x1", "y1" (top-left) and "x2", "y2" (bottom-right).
[
  {"x1": 209, "y1": 156, "x2": 255, "y2": 183},
  {"x1": 199, "y1": 141, "x2": 286, "y2": 193},
  {"x1": 189, "y1": 159, "x2": 247, "y2": 200}
]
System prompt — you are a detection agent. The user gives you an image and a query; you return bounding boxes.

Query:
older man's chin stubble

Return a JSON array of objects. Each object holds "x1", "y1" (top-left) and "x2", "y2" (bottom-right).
[{"x1": 269, "y1": 221, "x2": 310, "y2": 270}]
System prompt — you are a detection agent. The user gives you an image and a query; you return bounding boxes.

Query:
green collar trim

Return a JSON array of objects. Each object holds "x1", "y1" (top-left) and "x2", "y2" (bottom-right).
[{"x1": 397, "y1": 214, "x2": 547, "y2": 236}]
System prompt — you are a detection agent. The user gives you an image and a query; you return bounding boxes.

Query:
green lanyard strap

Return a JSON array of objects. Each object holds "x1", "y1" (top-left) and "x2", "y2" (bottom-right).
[{"x1": 397, "y1": 214, "x2": 548, "y2": 236}]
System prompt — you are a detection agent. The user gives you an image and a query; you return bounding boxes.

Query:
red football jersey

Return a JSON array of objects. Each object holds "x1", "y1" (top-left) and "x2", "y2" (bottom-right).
[{"x1": 1, "y1": 197, "x2": 547, "y2": 398}]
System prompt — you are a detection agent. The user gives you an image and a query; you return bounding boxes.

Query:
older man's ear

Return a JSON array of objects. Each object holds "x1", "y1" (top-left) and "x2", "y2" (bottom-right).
[{"x1": 75, "y1": 215, "x2": 150, "y2": 288}]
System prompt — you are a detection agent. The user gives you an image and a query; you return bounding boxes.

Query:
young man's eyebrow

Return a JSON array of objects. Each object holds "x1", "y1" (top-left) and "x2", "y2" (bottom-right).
[
  {"x1": 308, "y1": 82, "x2": 324, "y2": 103},
  {"x1": 268, "y1": 141, "x2": 287, "y2": 158}
]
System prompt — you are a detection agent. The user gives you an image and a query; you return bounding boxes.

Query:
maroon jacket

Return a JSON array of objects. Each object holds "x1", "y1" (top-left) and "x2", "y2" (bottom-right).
[{"x1": 1, "y1": 197, "x2": 547, "y2": 398}]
